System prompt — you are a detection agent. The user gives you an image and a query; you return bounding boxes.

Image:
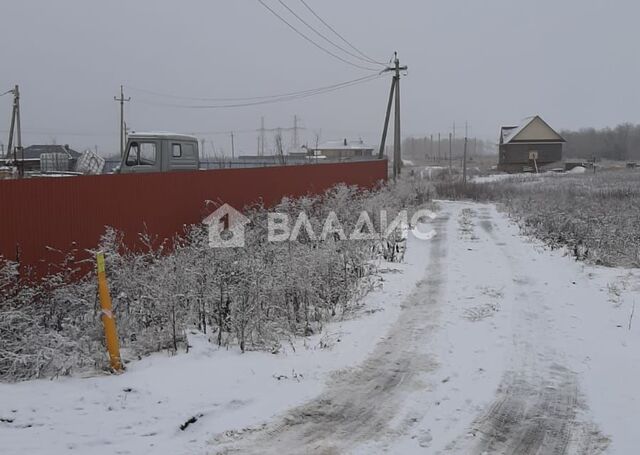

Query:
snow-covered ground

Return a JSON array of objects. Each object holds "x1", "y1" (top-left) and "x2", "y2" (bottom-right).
[
  {"x1": 0, "y1": 224, "x2": 431, "y2": 455},
  {"x1": 2, "y1": 201, "x2": 639, "y2": 454},
  {"x1": 471, "y1": 169, "x2": 589, "y2": 183},
  {"x1": 358, "y1": 202, "x2": 639, "y2": 454},
  {"x1": 471, "y1": 173, "x2": 542, "y2": 183}
]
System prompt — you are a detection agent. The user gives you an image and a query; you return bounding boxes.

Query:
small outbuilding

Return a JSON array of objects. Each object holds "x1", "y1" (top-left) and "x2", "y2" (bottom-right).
[{"x1": 498, "y1": 116, "x2": 565, "y2": 172}]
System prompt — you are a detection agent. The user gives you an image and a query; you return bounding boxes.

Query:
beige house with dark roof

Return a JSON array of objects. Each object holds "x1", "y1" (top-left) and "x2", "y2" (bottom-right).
[{"x1": 499, "y1": 116, "x2": 565, "y2": 172}]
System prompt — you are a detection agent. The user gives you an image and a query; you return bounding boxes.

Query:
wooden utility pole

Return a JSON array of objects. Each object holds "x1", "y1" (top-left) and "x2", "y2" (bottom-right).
[
  {"x1": 260, "y1": 116, "x2": 265, "y2": 156},
  {"x1": 378, "y1": 76, "x2": 396, "y2": 159},
  {"x1": 463, "y1": 122, "x2": 469, "y2": 185},
  {"x1": 463, "y1": 137, "x2": 468, "y2": 186},
  {"x1": 393, "y1": 53, "x2": 402, "y2": 180},
  {"x1": 438, "y1": 133, "x2": 441, "y2": 161},
  {"x1": 7, "y1": 89, "x2": 17, "y2": 165},
  {"x1": 452, "y1": 121, "x2": 456, "y2": 161},
  {"x1": 15, "y1": 85, "x2": 21, "y2": 176},
  {"x1": 448, "y1": 132, "x2": 452, "y2": 171},
  {"x1": 293, "y1": 115, "x2": 299, "y2": 150},
  {"x1": 6, "y1": 85, "x2": 22, "y2": 177},
  {"x1": 230, "y1": 132, "x2": 235, "y2": 160},
  {"x1": 378, "y1": 52, "x2": 407, "y2": 182},
  {"x1": 113, "y1": 85, "x2": 131, "y2": 159},
  {"x1": 430, "y1": 134, "x2": 433, "y2": 161}
]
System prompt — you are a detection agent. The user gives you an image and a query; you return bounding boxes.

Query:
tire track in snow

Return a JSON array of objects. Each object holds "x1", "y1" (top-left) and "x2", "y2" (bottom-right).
[
  {"x1": 211, "y1": 214, "x2": 450, "y2": 455},
  {"x1": 461, "y1": 205, "x2": 609, "y2": 455}
]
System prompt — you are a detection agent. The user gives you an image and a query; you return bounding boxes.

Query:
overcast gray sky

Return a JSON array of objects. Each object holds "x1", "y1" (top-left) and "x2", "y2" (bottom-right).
[{"x1": 2, "y1": 0, "x2": 639, "y2": 156}]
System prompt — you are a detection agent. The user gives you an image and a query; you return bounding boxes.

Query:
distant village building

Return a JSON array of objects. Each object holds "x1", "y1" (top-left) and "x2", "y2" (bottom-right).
[
  {"x1": 311, "y1": 139, "x2": 374, "y2": 161},
  {"x1": 498, "y1": 116, "x2": 565, "y2": 172},
  {"x1": 3, "y1": 144, "x2": 81, "y2": 173},
  {"x1": 221, "y1": 139, "x2": 375, "y2": 169},
  {"x1": 236, "y1": 154, "x2": 300, "y2": 167}
]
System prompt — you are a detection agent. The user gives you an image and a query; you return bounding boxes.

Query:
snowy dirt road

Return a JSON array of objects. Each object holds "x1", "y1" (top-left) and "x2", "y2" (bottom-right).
[
  {"x1": 2, "y1": 201, "x2": 638, "y2": 455},
  {"x1": 212, "y1": 214, "x2": 450, "y2": 455},
  {"x1": 212, "y1": 201, "x2": 638, "y2": 455}
]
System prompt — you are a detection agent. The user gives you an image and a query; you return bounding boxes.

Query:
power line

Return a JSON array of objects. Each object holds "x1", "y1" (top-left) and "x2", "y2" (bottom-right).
[
  {"x1": 134, "y1": 73, "x2": 384, "y2": 109},
  {"x1": 0, "y1": 129, "x2": 115, "y2": 137},
  {"x1": 185, "y1": 128, "x2": 258, "y2": 136},
  {"x1": 256, "y1": 0, "x2": 379, "y2": 71},
  {"x1": 125, "y1": 73, "x2": 381, "y2": 103},
  {"x1": 297, "y1": 0, "x2": 385, "y2": 66},
  {"x1": 275, "y1": 0, "x2": 384, "y2": 68}
]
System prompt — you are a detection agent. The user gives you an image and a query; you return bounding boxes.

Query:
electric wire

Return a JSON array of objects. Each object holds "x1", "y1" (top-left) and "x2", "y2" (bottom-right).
[
  {"x1": 125, "y1": 74, "x2": 380, "y2": 103},
  {"x1": 297, "y1": 0, "x2": 385, "y2": 66},
  {"x1": 133, "y1": 73, "x2": 384, "y2": 109},
  {"x1": 275, "y1": 0, "x2": 384, "y2": 67},
  {"x1": 256, "y1": 0, "x2": 379, "y2": 71}
]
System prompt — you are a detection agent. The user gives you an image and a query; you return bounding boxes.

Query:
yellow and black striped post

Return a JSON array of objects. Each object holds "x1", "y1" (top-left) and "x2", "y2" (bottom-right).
[{"x1": 96, "y1": 251, "x2": 122, "y2": 372}]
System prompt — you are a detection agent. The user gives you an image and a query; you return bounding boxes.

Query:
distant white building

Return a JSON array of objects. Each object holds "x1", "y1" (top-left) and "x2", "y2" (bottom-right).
[{"x1": 310, "y1": 139, "x2": 374, "y2": 160}]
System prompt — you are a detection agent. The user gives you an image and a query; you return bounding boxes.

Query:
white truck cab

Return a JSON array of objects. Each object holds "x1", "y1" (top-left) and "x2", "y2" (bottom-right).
[{"x1": 118, "y1": 132, "x2": 200, "y2": 174}]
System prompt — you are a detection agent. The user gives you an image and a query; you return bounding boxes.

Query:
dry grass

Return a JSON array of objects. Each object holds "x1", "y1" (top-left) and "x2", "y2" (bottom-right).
[{"x1": 435, "y1": 170, "x2": 640, "y2": 267}]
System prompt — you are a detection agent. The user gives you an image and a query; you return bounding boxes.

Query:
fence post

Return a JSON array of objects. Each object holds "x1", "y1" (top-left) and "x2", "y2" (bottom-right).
[{"x1": 96, "y1": 251, "x2": 123, "y2": 372}]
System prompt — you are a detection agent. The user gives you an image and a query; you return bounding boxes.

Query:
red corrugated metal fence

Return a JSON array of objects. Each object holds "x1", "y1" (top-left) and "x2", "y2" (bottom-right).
[{"x1": 0, "y1": 160, "x2": 387, "y2": 277}]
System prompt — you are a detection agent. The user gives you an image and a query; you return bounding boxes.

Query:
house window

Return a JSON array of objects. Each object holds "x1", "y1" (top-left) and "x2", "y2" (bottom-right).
[{"x1": 172, "y1": 144, "x2": 182, "y2": 158}]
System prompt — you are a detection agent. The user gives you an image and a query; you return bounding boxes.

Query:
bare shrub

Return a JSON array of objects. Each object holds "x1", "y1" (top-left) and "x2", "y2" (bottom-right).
[
  {"x1": 436, "y1": 170, "x2": 640, "y2": 267},
  {"x1": 1, "y1": 177, "x2": 433, "y2": 381}
]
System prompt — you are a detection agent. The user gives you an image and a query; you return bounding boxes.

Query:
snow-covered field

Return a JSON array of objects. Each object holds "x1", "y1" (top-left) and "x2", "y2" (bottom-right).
[
  {"x1": 471, "y1": 168, "x2": 588, "y2": 184},
  {"x1": 0, "y1": 223, "x2": 431, "y2": 454},
  {"x1": 2, "y1": 201, "x2": 639, "y2": 454}
]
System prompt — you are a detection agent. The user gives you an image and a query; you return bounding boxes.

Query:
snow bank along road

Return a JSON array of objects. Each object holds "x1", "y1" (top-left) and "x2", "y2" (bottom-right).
[
  {"x1": 2, "y1": 201, "x2": 638, "y2": 454},
  {"x1": 214, "y1": 201, "x2": 638, "y2": 454}
]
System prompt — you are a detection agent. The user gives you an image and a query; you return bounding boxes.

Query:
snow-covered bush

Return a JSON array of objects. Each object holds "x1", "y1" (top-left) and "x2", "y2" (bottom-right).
[
  {"x1": 435, "y1": 170, "x2": 640, "y2": 267},
  {"x1": 0, "y1": 255, "x2": 101, "y2": 381},
  {"x1": 0, "y1": 177, "x2": 433, "y2": 381}
]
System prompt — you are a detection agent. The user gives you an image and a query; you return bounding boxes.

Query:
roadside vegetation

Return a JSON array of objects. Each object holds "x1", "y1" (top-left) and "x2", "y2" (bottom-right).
[
  {"x1": 0, "y1": 177, "x2": 432, "y2": 382},
  {"x1": 435, "y1": 169, "x2": 640, "y2": 267}
]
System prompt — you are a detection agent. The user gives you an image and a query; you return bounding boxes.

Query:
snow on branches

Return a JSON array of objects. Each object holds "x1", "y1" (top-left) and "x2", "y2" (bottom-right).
[{"x1": 0, "y1": 177, "x2": 433, "y2": 382}]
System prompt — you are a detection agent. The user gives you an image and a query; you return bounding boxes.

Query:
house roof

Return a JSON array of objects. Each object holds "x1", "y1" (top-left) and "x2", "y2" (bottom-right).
[
  {"x1": 316, "y1": 139, "x2": 374, "y2": 151},
  {"x1": 500, "y1": 126, "x2": 519, "y2": 143},
  {"x1": 8, "y1": 144, "x2": 82, "y2": 160},
  {"x1": 500, "y1": 116, "x2": 566, "y2": 144}
]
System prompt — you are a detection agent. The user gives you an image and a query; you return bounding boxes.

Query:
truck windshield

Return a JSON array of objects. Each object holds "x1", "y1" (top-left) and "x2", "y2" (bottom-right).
[{"x1": 126, "y1": 142, "x2": 157, "y2": 166}]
